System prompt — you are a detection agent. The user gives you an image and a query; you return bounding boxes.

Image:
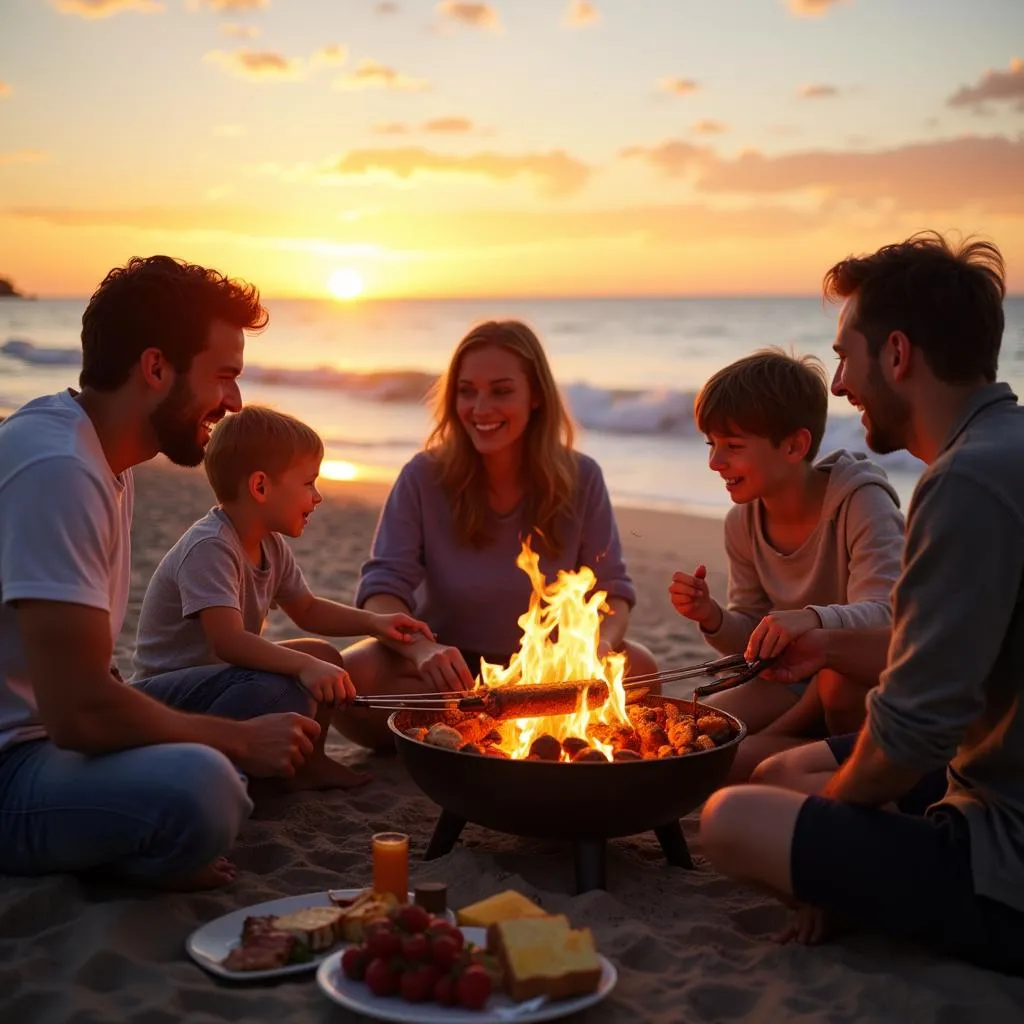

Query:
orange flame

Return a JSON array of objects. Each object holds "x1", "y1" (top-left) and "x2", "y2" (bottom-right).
[{"x1": 477, "y1": 538, "x2": 630, "y2": 760}]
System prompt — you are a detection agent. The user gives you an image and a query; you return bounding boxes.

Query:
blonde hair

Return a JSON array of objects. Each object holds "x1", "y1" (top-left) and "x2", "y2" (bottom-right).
[
  {"x1": 426, "y1": 320, "x2": 577, "y2": 554},
  {"x1": 694, "y1": 348, "x2": 829, "y2": 461},
  {"x1": 204, "y1": 405, "x2": 324, "y2": 502}
]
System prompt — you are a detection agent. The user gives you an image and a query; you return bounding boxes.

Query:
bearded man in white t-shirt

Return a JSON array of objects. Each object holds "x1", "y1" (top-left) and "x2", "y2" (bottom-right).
[{"x1": 0, "y1": 256, "x2": 328, "y2": 890}]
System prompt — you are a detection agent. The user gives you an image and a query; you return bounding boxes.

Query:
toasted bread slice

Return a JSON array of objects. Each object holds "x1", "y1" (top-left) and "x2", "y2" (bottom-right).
[
  {"x1": 339, "y1": 891, "x2": 400, "y2": 943},
  {"x1": 271, "y1": 906, "x2": 345, "y2": 951},
  {"x1": 488, "y1": 914, "x2": 602, "y2": 1003},
  {"x1": 457, "y1": 889, "x2": 546, "y2": 928}
]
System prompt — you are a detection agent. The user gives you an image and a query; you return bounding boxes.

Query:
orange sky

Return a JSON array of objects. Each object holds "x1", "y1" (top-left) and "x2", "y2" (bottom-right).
[{"x1": 1, "y1": 0, "x2": 1022, "y2": 298}]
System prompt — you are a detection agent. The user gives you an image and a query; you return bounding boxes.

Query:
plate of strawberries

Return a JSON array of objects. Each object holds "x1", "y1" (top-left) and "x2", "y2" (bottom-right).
[{"x1": 315, "y1": 902, "x2": 616, "y2": 1023}]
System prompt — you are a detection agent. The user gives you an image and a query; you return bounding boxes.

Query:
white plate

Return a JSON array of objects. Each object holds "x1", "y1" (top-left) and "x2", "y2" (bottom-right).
[
  {"x1": 186, "y1": 889, "x2": 452, "y2": 982},
  {"x1": 316, "y1": 926, "x2": 617, "y2": 1023}
]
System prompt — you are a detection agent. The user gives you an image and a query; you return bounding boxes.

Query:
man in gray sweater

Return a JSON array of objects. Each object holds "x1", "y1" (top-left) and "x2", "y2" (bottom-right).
[{"x1": 699, "y1": 231, "x2": 1024, "y2": 973}]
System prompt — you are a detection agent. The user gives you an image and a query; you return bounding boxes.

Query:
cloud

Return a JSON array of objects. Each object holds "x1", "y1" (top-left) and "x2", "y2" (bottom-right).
[
  {"x1": 692, "y1": 119, "x2": 728, "y2": 135},
  {"x1": 312, "y1": 44, "x2": 347, "y2": 67},
  {"x1": 197, "y1": 0, "x2": 268, "y2": 11},
  {"x1": 221, "y1": 22, "x2": 259, "y2": 37},
  {"x1": 205, "y1": 49, "x2": 304, "y2": 80},
  {"x1": 786, "y1": 0, "x2": 846, "y2": 16},
  {"x1": 436, "y1": 1, "x2": 501, "y2": 31},
  {"x1": 54, "y1": 0, "x2": 163, "y2": 17},
  {"x1": 799, "y1": 83, "x2": 839, "y2": 99},
  {"x1": 947, "y1": 58, "x2": 1024, "y2": 112},
  {"x1": 335, "y1": 59, "x2": 429, "y2": 91},
  {"x1": 0, "y1": 149, "x2": 48, "y2": 166},
  {"x1": 562, "y1": 0, "x2": 599, "y2": 27},
  {"x1": 658, "y1": 76, "x2": 699, "y2": 97},
  {"x1": 375, "y1": 1, "x2": 399, "y2": 11},
  {"x1": 0, "y1": 83, "x2": 10, "y2": 98},
  {"x1": 622, "y1": 134, "x2": 1024, "y2": 216},
  {"x1": 373, "y1": 122, "x2": 409, "y2": 135},
  {"x1": 423, "y1": 116, "x2": 475, "y2": 133},
  {"x1": 328, "y1": 146, "x2": 590, "y2": 197}
]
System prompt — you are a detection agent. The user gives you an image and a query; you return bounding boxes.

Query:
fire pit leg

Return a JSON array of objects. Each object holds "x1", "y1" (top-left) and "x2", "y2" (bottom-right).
[
  {"x1": 571, "y1": 839, "x2": 607, "y2": 893},
  {"x1": 654, "y1": 820, "x2": 694, "y2": 870},
  {"x1": 424, "y1": 810, "x2": 467, "y2": 860}
]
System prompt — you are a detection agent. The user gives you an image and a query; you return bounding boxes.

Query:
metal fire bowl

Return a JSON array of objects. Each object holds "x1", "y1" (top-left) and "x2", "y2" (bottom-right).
[{"x1": 389, "y1": 695, "x2": 746, "y2": 842}]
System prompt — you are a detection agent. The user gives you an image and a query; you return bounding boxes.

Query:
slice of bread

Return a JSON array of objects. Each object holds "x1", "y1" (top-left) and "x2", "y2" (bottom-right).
[
  {"x1": 338, "y1": 891, "x2": 399, "y2": 943},
  {"x1": 487, "y1": 914, "x2": 602, "y2": 1003},
  {"x1": 271, "y1": 906, "x2": 345, "y2": 951},
  {"x1": 457, "y1": 890, "x2": 546, "y2": 928}
]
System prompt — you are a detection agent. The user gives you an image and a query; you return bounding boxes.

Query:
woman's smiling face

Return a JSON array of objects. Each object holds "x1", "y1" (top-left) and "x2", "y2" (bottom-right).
[{"x1": 455, "y1": 343, "x2": 534, "y2": 461}]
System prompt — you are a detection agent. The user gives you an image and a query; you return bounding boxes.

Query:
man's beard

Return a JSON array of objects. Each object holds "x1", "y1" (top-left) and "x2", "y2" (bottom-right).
[
  {"x1": 862, "y1": 361, "x2": 912, "y2": 455},
  {"x1": 149, "y1": 376, "x2": 210, "y2": 467}
]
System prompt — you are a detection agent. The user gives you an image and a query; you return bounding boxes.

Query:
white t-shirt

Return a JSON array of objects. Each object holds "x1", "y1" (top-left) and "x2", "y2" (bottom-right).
[
  {"x1": 0, "y1": 390, "x2": 134, "y2": 751},
  {"x1": 132, "y1": 508, "x2": 311, "y2": 680}
]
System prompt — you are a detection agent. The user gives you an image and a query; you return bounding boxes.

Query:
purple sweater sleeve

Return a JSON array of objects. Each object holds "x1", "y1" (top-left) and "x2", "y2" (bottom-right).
[
  {"x1": 577, "y1": 456, "x2": 636, "y2": 608},
  {"x1": 355, "y1": 459, "x2": 426, "y2": 612}
]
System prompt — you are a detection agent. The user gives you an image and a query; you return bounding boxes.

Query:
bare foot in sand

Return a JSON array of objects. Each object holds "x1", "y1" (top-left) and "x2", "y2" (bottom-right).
[
  {"x1": 290, "y1": 752, "x2": 374, "y2": 791},
  {"x1": 160, "y1": 856, "x2": 237, "y2": 891}
]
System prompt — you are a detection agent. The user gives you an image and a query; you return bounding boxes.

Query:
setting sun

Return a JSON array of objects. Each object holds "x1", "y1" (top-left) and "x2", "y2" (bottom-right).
[{"x1": 327, "y1": 267, "x2": 364, "y2": 301}]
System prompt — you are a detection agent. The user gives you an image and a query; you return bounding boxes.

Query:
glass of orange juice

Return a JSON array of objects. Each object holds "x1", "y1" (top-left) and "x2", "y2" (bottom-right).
[{"x1": 372, "y1": 831, "x2": 409, "y2": 902}]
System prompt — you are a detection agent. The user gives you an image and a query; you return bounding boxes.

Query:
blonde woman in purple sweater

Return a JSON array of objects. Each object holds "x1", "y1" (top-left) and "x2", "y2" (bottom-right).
[{"x1": 335, "y1": 320, "x2": 657, "y2": 750}]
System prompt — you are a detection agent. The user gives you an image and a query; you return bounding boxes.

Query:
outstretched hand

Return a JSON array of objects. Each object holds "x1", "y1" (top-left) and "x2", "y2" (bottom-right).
[
  {"x1": 773, "y1": 903, "x2": 830, "y2": 945},
  {"x1": 745, "y1": 609, "x2": 821, "y2": 662},
  {"x1": 374, "y1": 611, "x2": 435, "y2": 644},
  {"x1": 414, "y1": 642, "x2": 476, "y2": 693},
  {"x1": 757, "y1": 629, "x2": 829, "y2": 683}
]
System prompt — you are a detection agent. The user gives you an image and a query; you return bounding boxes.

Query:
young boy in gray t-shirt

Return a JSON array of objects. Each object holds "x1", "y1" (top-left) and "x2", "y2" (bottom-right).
[{"x1": 133, "y1": 406, "x2": 432, "y2": 789}]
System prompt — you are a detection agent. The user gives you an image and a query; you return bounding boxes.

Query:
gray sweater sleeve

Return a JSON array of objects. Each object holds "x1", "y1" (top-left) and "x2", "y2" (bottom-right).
[
  {"x1": 702, "y1": 507, "x2": 771, "y2": 656},
  {"x1": 868, "y1": 470, "x2": 1024, "y2": 769},
  {"x1": 577, "y1": 457, "x2": 637, "y2": 608},
  {"x1": 355, "y1": 460, "x2": 426, "y2": 612},
  {"x1": 806, "y1": 483, "x2": 903, "y2": 630}
]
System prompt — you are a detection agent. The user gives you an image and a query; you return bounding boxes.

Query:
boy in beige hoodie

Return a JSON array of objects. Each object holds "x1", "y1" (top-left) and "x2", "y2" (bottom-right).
[{"x1": 670, "y1": 348, "x2": 905, "y2": 781}]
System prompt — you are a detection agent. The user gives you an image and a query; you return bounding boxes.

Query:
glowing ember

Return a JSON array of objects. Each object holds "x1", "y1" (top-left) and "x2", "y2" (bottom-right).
[{"x1": 476, "y1": 539, "x2": 631, "y2": 760}]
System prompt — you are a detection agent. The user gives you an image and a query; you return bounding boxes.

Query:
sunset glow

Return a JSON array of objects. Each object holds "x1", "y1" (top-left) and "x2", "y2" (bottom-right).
[{"x1": 0, "y1": 2, "x2": 1021, "y2": 297}]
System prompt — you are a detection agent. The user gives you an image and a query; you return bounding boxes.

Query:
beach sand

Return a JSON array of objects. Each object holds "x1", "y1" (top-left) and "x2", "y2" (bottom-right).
[{"x1": 3, "y1": 459, "x2": 1024, "y2": 1023}]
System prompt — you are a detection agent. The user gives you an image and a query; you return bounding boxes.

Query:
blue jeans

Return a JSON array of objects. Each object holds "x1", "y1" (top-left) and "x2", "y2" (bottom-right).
[{"x1": 0, "y1": 664, "x2": 311, "y2": 882}]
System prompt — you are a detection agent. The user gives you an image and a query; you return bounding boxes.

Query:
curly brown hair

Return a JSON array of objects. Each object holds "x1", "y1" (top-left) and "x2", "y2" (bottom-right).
[{"x1": 80, "y1": 255, "x2": 268, "y2": 391}]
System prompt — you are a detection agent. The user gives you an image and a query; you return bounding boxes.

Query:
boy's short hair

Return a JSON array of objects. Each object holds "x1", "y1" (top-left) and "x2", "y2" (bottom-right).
[
  {"x1": 695, "y1": 348, "x2": 829, "y2": 461},
  {"x1": 204, "y1": 406, "x2": 324, "y2": 502}
]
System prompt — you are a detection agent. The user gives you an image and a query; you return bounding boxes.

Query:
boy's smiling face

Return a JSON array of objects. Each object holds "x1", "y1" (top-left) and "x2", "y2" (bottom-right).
[
  {"x1": 705, "y1": 428, "x2": 806, "y2": 505},
  {"x1": 260, "y1": 453, "x2": 324, "y2": 537}
]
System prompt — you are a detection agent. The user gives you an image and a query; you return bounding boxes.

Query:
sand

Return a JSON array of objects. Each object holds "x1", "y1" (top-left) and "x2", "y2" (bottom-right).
[{"x1": 3, "y1": 459, "x2": 1024, "y2": 1023}]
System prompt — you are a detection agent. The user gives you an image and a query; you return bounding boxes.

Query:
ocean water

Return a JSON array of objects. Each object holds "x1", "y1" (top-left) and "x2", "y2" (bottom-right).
[{"x1": 3, "y1": 296, "x2": 1023, "y2": 518}]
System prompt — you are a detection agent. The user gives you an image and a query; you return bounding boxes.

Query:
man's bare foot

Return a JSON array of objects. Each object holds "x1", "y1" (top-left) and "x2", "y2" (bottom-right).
[
  {"x1": 159, "y1": 856, "x2": 237, "y2": 891},
  {"x1": 290, "y1": 752, "x2": 374, "y2": 791}
]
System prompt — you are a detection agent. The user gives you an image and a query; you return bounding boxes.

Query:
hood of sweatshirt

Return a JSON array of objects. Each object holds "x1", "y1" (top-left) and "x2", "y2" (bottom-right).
[{"x1": 815, "y1": 448, "x2": 900, "y2": 519}]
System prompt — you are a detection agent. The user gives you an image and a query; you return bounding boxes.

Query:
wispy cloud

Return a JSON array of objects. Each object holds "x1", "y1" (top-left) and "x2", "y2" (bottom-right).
[
  {"x1": 786, "y1": 0, "x2": 847, "y2": 16},
  {"x1": 658, "y1": 76, "x2": 699, "y2": 97},
  {"x1": 436, "y1": 1, "x2": 502, "y2": 31},
  {"x1": 221, "y1": 22, "x2": 259, "y2": 38},
  {"x1": 312, "y1": 44, "x2": 347, "y2": 67},
  {"x1": 622, "y1": 134, "x2": 1024, "y2": 216},
  {"x1": 335, "y1": 59, "x2": 429, "y2": 92},
  {"x1": 204, "y1": 44, "x2": 343, "y2": 81},
  {"x1": 375, "y1": 1, "x2": 399, "y2": 11},
  {"x1": 54, "y1": 0, "x2": 163, "y2": 17},
  {"x1": 948, "y1": 58, "x2": 1024, "y2": 112},
  {"x1": 328, "y1": 146, "x2": 590, "y2": 197},
  {"x1": 205, "y1": 49, "x2": 304, "y2": 80},
  {"x1": 691, "y1": 119, "x2": 728, "y2": 135},
  {"x1": 373, "y1": 122, "x2": 409, "y2": 135},
  {"x1": 562, "y1": 0, "x2": 599, "y2": 28},
  {"x1": 799, "y1": 83, "x2": 840, "y2": 99},
  {"x1": 0, "y1": 83, "x2": 10, "y2": 98},
  {"x1": 423, "y1": 116, "x2": 475, "y2": 133},
  {"x1": 0, "y1": 149, "x2": 48, "y2": 166},
  {"x1": 197, "y1": 0, "x2": 268, "y2": 11}
]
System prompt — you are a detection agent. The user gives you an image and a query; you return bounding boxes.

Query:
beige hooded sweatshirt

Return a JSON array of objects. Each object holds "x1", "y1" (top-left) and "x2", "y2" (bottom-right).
[{"x1": 703, "y1": 449, "x2": 905, "y2": 656}]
